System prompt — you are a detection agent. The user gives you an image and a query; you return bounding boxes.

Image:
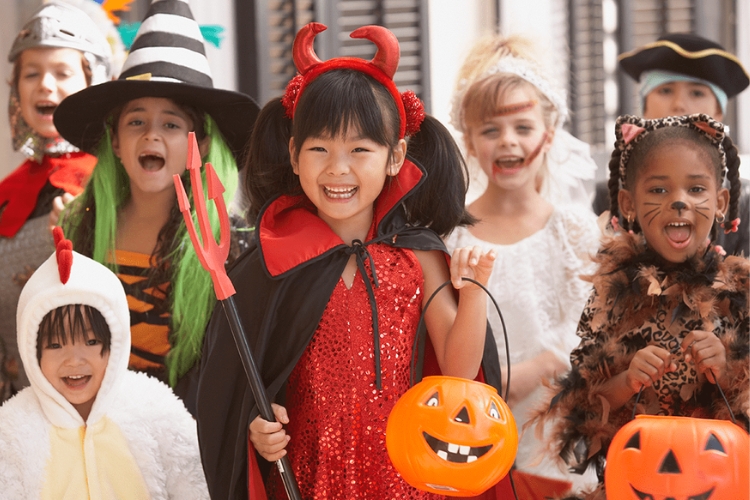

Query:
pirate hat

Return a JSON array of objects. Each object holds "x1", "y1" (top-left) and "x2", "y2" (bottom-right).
[
  {"x1": 618, "y1": 33, "x2": 749, "y2": 98},
  {"x1": 54, "y1": 0, "x2": 258, "y2": 156}
]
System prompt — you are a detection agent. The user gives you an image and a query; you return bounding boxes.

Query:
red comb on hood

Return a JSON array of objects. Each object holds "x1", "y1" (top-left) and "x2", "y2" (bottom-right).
[{"x1": 52, "y1": 226, "x2": 73, "y2": 285}]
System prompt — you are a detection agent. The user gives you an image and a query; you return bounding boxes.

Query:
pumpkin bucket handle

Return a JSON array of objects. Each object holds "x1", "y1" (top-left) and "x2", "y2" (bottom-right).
[
  {"x1": 631, "y1": 373, "x2": 737, "y2": 424},
  {"x1": 410, "y1": 277, "x2": 512, "y2": 402}
]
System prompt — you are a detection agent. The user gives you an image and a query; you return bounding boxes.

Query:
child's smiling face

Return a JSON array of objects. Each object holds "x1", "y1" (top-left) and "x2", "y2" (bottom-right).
[
  {"x1": 290, "y1": 127, "x2": 405, "y2": 241},
  {"x1": 17, "y1": 47, "x2": 88, "y2": 139},
  {"x1": 465, "y1": 85, "x2": 554, "y2": 193},
  {"x1": 619, "y1": 142, "x2": 729, "y2": 263},
  {"x1": 112, "y1": 97, "x2": 204, "y2": 197},
  {"x1": 39, "y1": 311, "x2": 109, "y2": 421}
]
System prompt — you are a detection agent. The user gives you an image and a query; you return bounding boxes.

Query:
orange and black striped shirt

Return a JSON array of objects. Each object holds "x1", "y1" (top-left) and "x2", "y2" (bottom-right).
[
  {"x1": 114, "y1": 250, "x2": 171, "y2": 372},
  {"x1": 112, "y1": 220, "x2": 253, "y2": 377}
]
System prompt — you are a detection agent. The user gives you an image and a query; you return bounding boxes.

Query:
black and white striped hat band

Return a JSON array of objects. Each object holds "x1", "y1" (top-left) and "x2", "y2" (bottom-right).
[{"x1": 119, "y1": 0, "x2": 213, "y2": 88}]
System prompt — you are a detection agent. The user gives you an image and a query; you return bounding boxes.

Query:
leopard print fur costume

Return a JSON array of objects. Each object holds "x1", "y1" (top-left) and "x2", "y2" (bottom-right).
[{"x1": 534, "y1": 231, "x2": 748, "y2": 500}]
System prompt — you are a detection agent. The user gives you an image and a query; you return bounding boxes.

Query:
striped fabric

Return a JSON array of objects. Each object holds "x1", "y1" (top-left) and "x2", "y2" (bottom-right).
[
  {"x1": 119, "y1": 0, "x2": 214, "y2": 87},
  {"x1": 113, "y1": 250, "x2": 171, "y2": 372}
]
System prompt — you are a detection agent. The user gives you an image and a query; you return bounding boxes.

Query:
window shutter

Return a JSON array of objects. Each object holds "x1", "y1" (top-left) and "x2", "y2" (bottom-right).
[
  {"x1": 568, "y1": 0, "x2": 607, "y2": 147},
  {"x1": 240, "y1": 0, "x2": 429, "y2": 110}
]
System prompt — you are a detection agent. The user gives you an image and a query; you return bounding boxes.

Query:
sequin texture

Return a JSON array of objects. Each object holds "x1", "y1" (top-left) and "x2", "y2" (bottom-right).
[{"x1": 267, "y1": 243, "x2": 444, "y2": 499}]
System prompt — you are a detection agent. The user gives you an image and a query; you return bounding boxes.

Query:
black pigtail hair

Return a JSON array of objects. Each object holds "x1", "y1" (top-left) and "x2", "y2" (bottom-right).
[
  {"x1": 607, "y1": 146, "x2": 626, "y2": 231},
  {"x1": 723, "y1": 135, "x2": 742, "y2": 228},
  {"x1": 403, "y1": 115, "x2": 476, "y2": 237},
  {"x1": 243, "y1": 97, "x2": 296, "y2": 225}
]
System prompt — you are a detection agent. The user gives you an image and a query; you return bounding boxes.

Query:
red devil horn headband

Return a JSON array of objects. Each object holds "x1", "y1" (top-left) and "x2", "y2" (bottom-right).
[
  {"x1": 292, "y1": 22, "x2": 326, "y2": 74},
  {"x1": 350, "y1": 25, "x2": 400, "y2": 78},
  {"x1": 292, "y1": 23, "x2": 399, "y2": 81},
  {"x1": 283, "y1": 23, "x2": 424, "y2": 138}
]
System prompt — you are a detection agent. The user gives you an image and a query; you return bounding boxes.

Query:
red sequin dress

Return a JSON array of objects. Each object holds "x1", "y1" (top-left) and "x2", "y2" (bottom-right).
[{"x1": 267, "y1": 243, "x2": 444, "y2": 499}]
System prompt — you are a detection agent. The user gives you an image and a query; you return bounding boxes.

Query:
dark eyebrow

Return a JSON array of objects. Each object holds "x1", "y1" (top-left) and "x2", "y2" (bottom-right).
[
  {"x1": 121, "y1": 108, "x2": 186, "y2": 119},
  {"x1": 163, "y1": 109, "x2": 186, "y2": 118},
  {"x1": 122, "y1": 106, "x2": 146, "y2": 114},
  {"x1": 644, "y1": 173, "x2": 711, "y2": 183}
]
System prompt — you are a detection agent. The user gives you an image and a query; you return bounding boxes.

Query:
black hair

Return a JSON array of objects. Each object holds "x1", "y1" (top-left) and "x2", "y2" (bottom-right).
[
  {"x1": 37, "y1": 304, "x2": 111, "y2": 362},
  {"x1": 404, "y1": 114, "x2": 476, "y2": 234},
  {"x1": 244, "y1": 97, "x2": 295, "y2": 223},
  {"x1": 244, "y1": 70, "x2": 474, "y2": 235},
  {"x1": 607, "y1": 126, "x2": 741, "y2": 238}
]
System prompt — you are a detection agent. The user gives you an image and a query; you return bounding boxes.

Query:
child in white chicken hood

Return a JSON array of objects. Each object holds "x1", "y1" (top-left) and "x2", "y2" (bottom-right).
[{"x1": 0, "y1": 227, "x2": 208, "y2": 500}]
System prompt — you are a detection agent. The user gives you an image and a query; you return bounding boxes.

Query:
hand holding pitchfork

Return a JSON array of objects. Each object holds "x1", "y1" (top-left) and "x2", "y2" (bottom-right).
[{"x1": 173, "y1": 132, "x2": 302, "y2": 500}]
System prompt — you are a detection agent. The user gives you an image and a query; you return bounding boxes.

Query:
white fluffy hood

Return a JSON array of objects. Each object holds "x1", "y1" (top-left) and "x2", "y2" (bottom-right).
[{"x1": 16, "y1": 247, "x2": 131, "y2": 429}]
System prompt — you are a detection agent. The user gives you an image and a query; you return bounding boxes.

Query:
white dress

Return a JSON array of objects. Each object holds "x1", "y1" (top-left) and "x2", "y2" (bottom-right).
[{"x1": 445, "y1": 207, "x2": 600, "y2": 490}]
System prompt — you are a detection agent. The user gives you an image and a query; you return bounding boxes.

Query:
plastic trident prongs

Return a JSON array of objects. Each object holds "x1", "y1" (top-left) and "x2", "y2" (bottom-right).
[{"x1": 173, "y1": 131, "x2": 236, "y2": 300}]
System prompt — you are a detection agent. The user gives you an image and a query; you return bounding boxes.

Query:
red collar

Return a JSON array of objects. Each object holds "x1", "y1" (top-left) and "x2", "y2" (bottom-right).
[
  {"x1": 258, "y1": 158, "x2": 424, "y2": 277},
  {"x1": 0, "y1": 153, "x2": 96, "y2": 237}
]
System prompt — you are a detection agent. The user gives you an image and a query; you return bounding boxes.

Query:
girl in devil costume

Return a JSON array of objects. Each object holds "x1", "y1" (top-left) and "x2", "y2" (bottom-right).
[
  {"x1": 196, "y1": 23, "x2": 503, "y2": 499},
  {"x1": 0, "y1": 2, "x2": 115, "y2": 402},
  {"x1": 538, "y1": 114, "x2": 748, "y2": 500}
]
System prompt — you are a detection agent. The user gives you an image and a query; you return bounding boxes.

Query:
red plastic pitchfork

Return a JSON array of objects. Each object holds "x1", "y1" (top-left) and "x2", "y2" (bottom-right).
[{"x1": 173, "y1": 132, "x2": 302, "y2": 500}]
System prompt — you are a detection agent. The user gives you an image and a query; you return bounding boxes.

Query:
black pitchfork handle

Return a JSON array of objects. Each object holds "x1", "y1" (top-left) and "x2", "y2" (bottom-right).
[{"x1": 221, "y1": 299, "x2": 302, "y2": 500}]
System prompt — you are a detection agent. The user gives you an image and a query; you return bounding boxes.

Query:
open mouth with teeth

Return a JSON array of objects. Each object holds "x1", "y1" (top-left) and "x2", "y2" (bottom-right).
[
  {"x1": 139, "y1": 153, "x2": 166, "y2": 171},
  {"x1": 63, "y1": 375, "x2": 91, "y2": 388},
  {"x1": 35, "y1": 103, "x2": 57, "y2": 116},
  {"x1": 324, "y1": 186, "x2": 358, "y2": 199},
  {"x1": 423, "y1": 432, "x2": 492, "y2": 463},
  {"x1": 493, "y1": 157, "x2": 525, "y2": 173},
  {"x1": 664, "y1": 222, "x2": 692, "y2": 247}
]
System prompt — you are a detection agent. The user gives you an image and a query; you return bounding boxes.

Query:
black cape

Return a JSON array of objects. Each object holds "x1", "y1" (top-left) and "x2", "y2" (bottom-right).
[{"x1": 196, "y1": 159, "x2": 502, "y2": 499}]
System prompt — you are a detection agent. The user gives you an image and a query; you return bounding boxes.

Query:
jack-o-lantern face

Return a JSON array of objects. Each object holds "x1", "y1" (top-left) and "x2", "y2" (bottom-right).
[
  {"x1": 605, "y1": 415, "x2": 749, "y2": 500},
  {"x1": 386, "y1": 376, "x2": 518, "y2": 496}
]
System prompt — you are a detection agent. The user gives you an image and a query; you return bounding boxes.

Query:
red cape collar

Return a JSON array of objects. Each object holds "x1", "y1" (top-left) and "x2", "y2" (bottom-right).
[
  {"x1": 258, "y1": 158, "x2": 424, "y2": 277},
  {"x1": 0, "y1": 152, "x2": 96, "y2": 237}
]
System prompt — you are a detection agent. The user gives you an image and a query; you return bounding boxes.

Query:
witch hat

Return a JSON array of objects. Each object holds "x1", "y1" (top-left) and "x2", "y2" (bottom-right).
[{"x1": 54, "y1": 0, "x2": 258, "y2": 156}]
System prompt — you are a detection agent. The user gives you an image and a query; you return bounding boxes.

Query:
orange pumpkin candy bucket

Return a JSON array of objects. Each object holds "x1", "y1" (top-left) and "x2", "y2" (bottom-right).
[
  {"x1": 605, "y1": 414, "x2": 749, "y2": 500},
  {"x1": 386, "y1": 376, "x2": 518, "y2": 496}
]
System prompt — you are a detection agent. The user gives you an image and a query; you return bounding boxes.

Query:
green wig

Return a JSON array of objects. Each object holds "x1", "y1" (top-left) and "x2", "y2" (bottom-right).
[{"x1": 63, "y1": 115, "x2": 238, "y2": 386}]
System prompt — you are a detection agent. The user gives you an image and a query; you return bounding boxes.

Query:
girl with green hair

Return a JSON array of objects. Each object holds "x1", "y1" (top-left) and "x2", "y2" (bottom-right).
[{"x1": 52, "y1": 0, "x2": 259, "y2": 413}]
